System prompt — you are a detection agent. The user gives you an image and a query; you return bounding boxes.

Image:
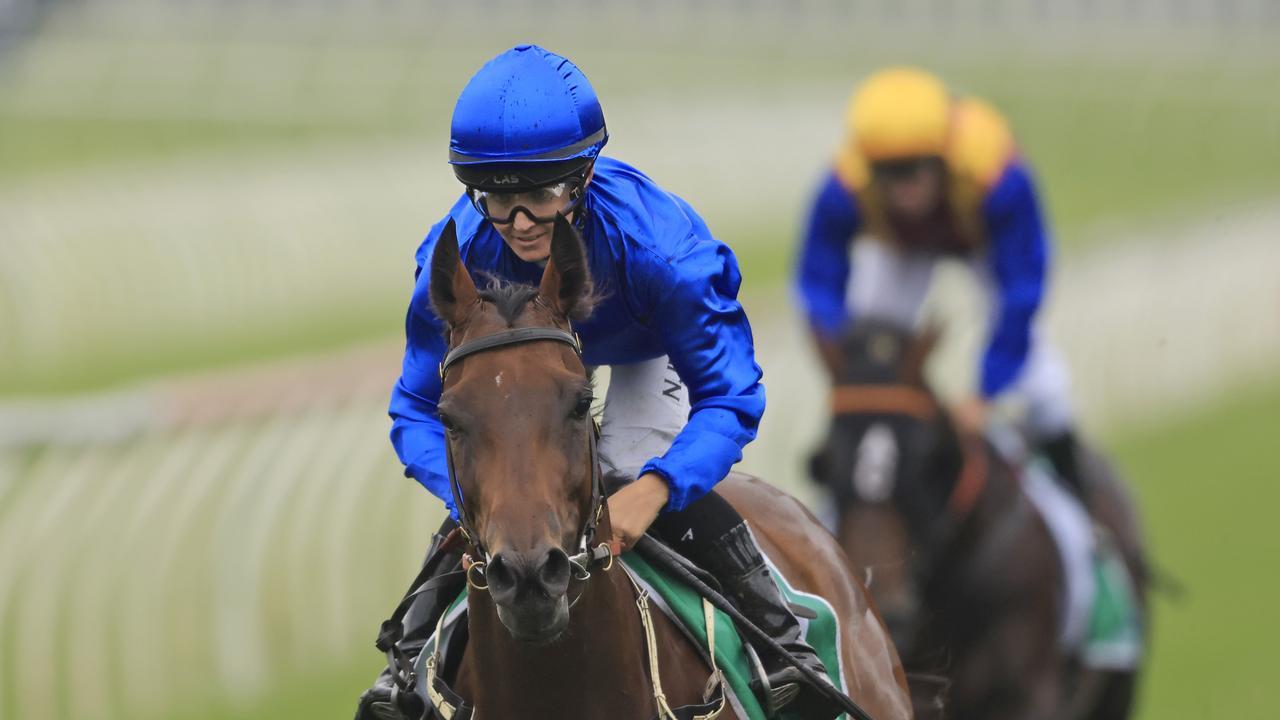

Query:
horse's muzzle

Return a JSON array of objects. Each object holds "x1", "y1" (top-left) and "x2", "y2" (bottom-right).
[{"x1": 487, "y1": 545, "x2": 573, "y2": 643}]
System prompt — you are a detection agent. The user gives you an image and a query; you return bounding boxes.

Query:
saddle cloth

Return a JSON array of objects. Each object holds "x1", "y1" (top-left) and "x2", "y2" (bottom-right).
[
  {"x1": 1021, "y1": 461, "x2": 1143, "y2": 670},
  {"x1": 419, "y1": 551, "x2": 851, "y2": 720}
]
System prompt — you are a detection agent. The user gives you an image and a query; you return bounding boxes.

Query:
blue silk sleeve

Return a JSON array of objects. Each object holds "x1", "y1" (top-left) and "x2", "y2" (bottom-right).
[
  {"x1": 980, "y1": 162, "x2": 1049, "y2": 398},
  {"x1": 794, "y1": 170, "x2": 862, "y2": 337}
]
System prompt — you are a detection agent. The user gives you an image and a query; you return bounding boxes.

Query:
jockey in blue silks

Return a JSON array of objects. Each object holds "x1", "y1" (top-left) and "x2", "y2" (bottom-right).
[{"x1": 357, "y1": 45, "x2": 842, "y2": 720}]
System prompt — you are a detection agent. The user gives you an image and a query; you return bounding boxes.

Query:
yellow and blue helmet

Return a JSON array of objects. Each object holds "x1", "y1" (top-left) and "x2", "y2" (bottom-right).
[
  {"x1": 450, "y1": 45, "x2": 609, "y2": 192},
  {"x1": 847, "y1": 67, "x2": 951, "y2": 162}
]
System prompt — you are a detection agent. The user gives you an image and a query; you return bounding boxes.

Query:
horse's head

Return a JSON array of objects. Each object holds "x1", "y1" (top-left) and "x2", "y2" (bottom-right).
[
  {"x1": 430, "y1": 214, "x2": 601, "y2": 644},
  {"x1": 808, "y1": 318, "x2": 961, "y2": 648}
]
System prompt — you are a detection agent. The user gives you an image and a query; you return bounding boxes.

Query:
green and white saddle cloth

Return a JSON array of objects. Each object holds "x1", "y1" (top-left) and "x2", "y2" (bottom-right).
[
  {"x1": 625, "y1": 552, "x2": 851, "y2": 720},
  {"x1": 418, "y1": 551, "x2": 851, "y2": 720},
  {"x1": 1022, "y1": 462, "x2": 1144, "y2": 671}
]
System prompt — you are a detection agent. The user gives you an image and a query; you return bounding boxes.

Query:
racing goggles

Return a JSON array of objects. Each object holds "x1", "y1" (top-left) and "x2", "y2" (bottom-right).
[
  {"x1": 467, "y1": 180, "x2": 586, "y2": 225},
  {"x1": 871, "y1": 157, "x2": 943, "y2": 182}
]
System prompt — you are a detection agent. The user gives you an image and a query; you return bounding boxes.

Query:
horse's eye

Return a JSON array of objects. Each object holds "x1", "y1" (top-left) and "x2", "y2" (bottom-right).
[
  {"x1": 571, "y1": 396, "x2": 593, "y2": 419},
  {"x1": 440, "y1": 413, "x2": 460, "y2": 434}
]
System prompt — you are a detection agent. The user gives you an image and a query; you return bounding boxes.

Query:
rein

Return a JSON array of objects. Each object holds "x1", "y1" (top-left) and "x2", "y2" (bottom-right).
[
  {"x1": 831, "y1": 384, "x2": 936, "y2": 420},
  {"x1": 948, "y1": 434, "x2": 989, "y2": 519}
]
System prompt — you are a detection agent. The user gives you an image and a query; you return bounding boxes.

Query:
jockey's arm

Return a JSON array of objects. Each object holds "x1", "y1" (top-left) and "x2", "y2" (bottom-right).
[
  {"x1": 795, "y1": 169, "x2": 862, "y2": 379},
  {"x1": 638, "y1": 236, "x2": 766, "y2": 513},
  {"x1": 979, "y1": 162, "x2": 1050, "y2": 401},
  {"x1": 389, "y1": 219, "x2": 458, "y2": 519}
]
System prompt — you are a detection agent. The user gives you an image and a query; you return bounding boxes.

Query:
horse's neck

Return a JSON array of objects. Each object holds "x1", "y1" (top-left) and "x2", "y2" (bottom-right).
[
  {"x1": 922, "y1": 428, "x2": 1023, "y2": 571},
  {"x1": 926, "y1": 433, "x2": 1028, "y2": 595},
  {"x1": 457, "y1": 566, "x2": 655, "y2": 719}
]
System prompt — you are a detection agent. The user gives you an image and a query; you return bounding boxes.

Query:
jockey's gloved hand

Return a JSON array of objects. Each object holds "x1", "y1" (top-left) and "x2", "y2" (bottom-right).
[
  {"x1": 952, "y1": 395, "x2": 990, "y2": 437},
  {"x1": 607, "y1": 472, "x2": 670, "y2": 550}
]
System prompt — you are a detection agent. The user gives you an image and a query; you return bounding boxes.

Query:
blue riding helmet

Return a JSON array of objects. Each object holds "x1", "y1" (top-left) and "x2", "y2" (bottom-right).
[{"x1": 450, "y1": 44, "x2": 608, "y2": 192}]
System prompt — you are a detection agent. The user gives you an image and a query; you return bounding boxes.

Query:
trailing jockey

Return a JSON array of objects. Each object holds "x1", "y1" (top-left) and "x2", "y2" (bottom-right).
[
  {"x1": 356, "y1": 45, "x2": 841, "y2": 720},
  {"x1": 794, "y1": 66, "x2": 1088, "y2": 505}
]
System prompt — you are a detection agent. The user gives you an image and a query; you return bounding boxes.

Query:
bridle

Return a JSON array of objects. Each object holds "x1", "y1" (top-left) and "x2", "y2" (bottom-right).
[
  {"x1": 439, "y1": 323, "x2": 615, "y2": 591},
  {"x1": 831, "y1": 380, "x2": 990, "y2": 517},
  {"x1": 828, "y1": 381, "x2": 991, "y2": 658},
  {"x1": 830, "y1": 383, "x2": 988, "y2": 520}
]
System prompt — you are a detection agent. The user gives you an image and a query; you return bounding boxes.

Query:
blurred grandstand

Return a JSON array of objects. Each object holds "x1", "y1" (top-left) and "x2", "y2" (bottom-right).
[{"x1": 1, "y1": 2, "x2": 1277, "y2": 719}]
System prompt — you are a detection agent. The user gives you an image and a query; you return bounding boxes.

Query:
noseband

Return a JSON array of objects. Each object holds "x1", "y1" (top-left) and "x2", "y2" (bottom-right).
[{"x1": 439, "y1": 324, "x2": 613, "y2": 581}]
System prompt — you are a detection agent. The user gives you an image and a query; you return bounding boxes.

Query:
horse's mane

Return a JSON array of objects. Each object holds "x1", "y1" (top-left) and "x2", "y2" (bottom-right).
[
  {"x1": 475, "y1": 273, "x2": 601, "y2": 325},
  {"x1": 477, "y1": 278, "x2": 541, "y2": 326},
  {"x1": 474, "y1": 276, "x2": 597, "y2": 386}
]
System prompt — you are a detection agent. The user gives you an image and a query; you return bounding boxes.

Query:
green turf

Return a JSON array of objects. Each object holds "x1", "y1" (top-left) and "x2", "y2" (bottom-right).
[
  {"x1": 0, "y1": 116, "x2": 368, "y2": 178},
  {"x1": 140, "y1": 379, "x2": 1280, "y2": 720},
  {"x1": 4, "y1": 26, "x2": 1276, "y2": 229},
  {"x1": 5, "y1": 45, "x2": 1276, "y2": 233},
  {"x1": 1110, "y1": 377, "x2": 1280, "y2": 719},
  {"x1": 164, "y1": 666, "x2": 371, "y2": 720},
  {"x1": 0, "y1": 290, "x2": 405, "y2": 397}
]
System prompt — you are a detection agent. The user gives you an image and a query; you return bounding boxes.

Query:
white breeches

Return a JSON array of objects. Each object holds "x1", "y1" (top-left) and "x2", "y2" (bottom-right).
[
  {"x1": 846, "y1": 238, "x2": 1075, "y2": 438},
  {"x1": 596, "y1": 355, "x2": 691, "y2": 486}
]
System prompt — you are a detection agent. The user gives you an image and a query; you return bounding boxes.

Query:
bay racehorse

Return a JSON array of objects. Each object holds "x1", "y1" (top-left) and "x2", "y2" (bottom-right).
[
  {"x1": 808, "y1": 319, "x2": 1149, "y2": 720},
  {"x1": 417, "y1": 215, "x2": 913, "y2": 719}
]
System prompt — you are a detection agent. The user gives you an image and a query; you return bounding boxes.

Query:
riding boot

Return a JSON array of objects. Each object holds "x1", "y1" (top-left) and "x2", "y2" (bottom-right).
[
  {"x1": 355, "y1": 517, "x2": 465, "y2": 720},
  {"x1": 1041, "y1": 430, "x2": 1089, "y2": 511},
  {"x1": 704, "y1": 522, "x2": 844, "y2": 720}
]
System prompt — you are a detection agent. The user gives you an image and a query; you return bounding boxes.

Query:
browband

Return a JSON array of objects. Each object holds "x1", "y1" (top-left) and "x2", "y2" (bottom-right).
[{"x1": 440, "y1": 327, "x2": 580, "y2": 379}]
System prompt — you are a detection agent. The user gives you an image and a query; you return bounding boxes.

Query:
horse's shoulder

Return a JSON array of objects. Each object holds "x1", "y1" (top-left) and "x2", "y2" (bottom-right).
[{"x1": 716, "y1": 474, "x2": 831, "y2": 550}]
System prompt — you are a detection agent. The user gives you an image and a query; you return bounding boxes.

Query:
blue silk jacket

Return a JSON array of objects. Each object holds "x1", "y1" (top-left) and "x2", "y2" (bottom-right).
[{"x1": 390, "y1": 156, "x2": 765, "y2": 517}]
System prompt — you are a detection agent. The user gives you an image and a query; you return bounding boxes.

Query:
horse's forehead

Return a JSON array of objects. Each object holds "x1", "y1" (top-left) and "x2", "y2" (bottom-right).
[
  {"x1": 447, "y1": 325, "x2": 581, "y2": 402},
  {"x1": 457, "y1": 299, "x2": 559, "y2": 340},
  {"x1": 460, "y1": 349, "x2": 573, "y2": 393}
]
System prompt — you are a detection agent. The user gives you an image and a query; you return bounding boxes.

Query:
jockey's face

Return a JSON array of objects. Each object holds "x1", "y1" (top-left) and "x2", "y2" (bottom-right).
[
  {"x1": 490, "y1": 169, "x2": 594, "y2": 263},
  {"x1": 877, "y1": 157, "x2": 944, "y2": 221}
]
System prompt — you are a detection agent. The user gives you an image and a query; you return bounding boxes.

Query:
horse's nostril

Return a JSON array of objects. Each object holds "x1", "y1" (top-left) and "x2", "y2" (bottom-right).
[
  {"x1": 486, "y1": 554, "x2": 517, "y2": 597},
  {"x1": 539, "y1": 547, "x2": 571, "y2": 595}
]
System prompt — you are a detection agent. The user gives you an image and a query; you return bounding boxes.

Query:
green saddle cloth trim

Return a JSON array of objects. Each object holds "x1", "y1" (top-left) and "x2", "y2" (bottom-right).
[
  {"x1": 624, "y1": 552, "x2": 849, "y2": 720},
  {"x1": 1083, "y1": 543, "x2": 1144, "y2": 669}
]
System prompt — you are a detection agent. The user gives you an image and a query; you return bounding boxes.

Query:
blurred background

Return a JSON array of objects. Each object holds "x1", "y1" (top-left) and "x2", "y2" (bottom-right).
[{"x1": 1, "y1": 1, "x2": 1277, "y2": 718}]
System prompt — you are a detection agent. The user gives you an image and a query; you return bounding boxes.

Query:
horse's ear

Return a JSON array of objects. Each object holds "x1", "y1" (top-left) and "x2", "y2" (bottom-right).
[
  {"x1": 538, "y1": 213, "x2": 593, "y2": 319},
  {"x1": 429, "y1": 218, "x2": 480, "y2": 327},
  {"x1": 901, "y1": 323, "x2": 942, "y2": 387}
]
